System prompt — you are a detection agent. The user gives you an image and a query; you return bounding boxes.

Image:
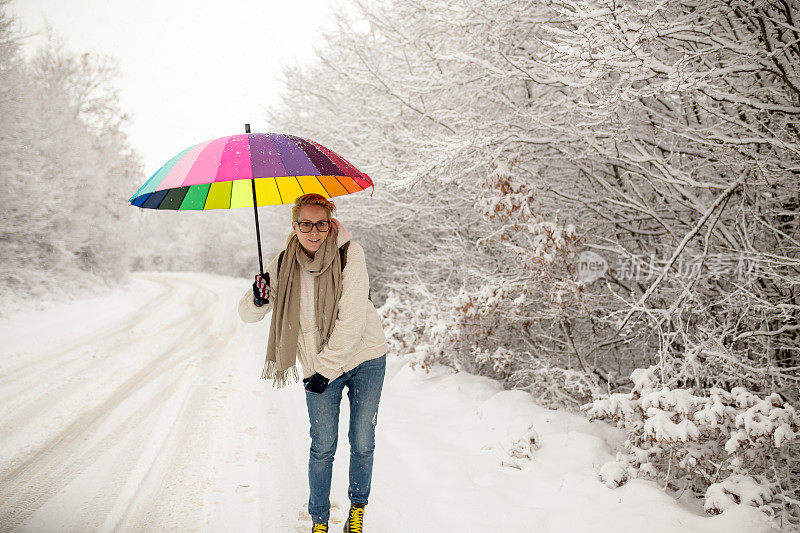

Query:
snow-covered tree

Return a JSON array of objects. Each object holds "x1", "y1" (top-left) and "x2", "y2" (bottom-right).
[
  {"x1": 0, "y1": 7, "x2": 140, "y2": 312},
  {"x1": 263, "y1": 0, "x2": 799, "y2": 522}
]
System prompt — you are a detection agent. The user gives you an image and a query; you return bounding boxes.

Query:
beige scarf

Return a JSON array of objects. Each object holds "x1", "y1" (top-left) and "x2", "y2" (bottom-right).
[{"x1": 262, "y1": 221, "x2": 343, "y2": 387}]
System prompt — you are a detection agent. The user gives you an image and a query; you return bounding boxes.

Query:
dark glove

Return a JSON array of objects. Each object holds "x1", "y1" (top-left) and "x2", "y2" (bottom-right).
[
  {"x1": 252, "y1": 273, "x2": 270, "y2": 307},
  {"x1": 303, "y1": 373, "x2": 330, "y2": 394}
]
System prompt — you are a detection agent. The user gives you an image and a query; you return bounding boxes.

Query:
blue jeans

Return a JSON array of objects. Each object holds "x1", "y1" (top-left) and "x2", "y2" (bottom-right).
[{"x1": 306, "y1": 354, "x2": 386, "y2": 524}]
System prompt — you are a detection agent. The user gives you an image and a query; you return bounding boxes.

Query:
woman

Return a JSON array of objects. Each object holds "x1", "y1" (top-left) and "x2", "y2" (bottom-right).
[{"x1": 238, "y1": 193, "x2": 388, "y2": 533}]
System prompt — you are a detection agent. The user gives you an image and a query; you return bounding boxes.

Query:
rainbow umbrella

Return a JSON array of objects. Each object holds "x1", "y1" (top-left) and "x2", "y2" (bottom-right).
[{"x1": 129, "y1": 126, "x2": 374, "y2": 273}]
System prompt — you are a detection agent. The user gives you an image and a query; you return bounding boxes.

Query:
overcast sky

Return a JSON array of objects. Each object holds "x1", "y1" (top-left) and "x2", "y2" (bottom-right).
[{"x1": 10, "y1": 0, "x2": 339, "y2": 175}]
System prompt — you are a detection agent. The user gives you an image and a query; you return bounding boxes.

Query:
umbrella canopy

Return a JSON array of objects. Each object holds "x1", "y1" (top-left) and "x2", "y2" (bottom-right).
[
  {"x1": 129, "y1": 128, "x2": 374, "y2": 275},
  {"x1": 129, "y1": 132, "x2": 373, "y2": 210}
]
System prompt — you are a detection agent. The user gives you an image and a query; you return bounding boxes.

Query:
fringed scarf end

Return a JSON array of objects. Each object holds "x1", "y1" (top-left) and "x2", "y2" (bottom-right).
[{"x1": 260, "y1": 359, "x2": 300, "y2": 388}]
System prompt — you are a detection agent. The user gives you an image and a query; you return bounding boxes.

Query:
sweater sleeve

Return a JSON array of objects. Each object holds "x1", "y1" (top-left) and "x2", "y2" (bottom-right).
[
  {"x1": 237, "y1": 253, "x2": 280, "y2": 323},
  {"x1": 314, "y1": 242, "x2": 370, "y2": 380}
]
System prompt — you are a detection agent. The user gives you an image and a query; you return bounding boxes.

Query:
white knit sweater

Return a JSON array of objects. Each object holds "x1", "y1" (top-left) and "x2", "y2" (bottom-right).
[{"x1": 238, "y1": 220, "x2": 387, "y2": 381}]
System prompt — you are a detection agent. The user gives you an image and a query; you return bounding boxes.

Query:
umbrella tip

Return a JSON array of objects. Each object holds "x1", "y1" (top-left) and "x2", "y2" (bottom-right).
[{"x1": 245, "y1": 123, "x2": 251, "y2": 133}]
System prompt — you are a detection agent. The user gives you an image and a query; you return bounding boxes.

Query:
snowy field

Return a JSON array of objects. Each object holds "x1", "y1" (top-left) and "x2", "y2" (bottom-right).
[{"x1": 0, "y1": 272, "x2": 777, "y2": 532}]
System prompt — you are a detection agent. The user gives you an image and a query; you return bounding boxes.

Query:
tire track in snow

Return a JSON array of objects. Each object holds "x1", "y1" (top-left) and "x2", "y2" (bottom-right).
[
  {"x1": 0, "y1": 274, "x2": 221, "y2": 452},
  {"x1": 3, "y1": 365, "x2": 192, "y2": 532},
  {"x1": 0, "y1": 330, "x2": 213, "y2": 529},
  {"x1": 0, "y1": 306, "x2": 210, "y2": 452},
  {"x1": 0, "y1": 275, "x2": 174, "y2": 386},
  {"x1": 110, "y1": 319, "x2": 241, "y2": 532},
  {"x1": 0, "y1": 274, "x2": 234, "y2": 531}
]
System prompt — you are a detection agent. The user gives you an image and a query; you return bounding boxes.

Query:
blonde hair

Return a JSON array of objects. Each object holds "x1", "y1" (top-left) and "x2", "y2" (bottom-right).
[{"x1": 292, "y1": 193, "x2": 336, "y2": 222}]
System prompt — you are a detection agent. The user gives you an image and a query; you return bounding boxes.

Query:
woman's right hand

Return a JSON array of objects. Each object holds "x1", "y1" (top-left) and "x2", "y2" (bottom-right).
[{"x1": 252, "y1": 273, "x2": 270, "y2": 307}]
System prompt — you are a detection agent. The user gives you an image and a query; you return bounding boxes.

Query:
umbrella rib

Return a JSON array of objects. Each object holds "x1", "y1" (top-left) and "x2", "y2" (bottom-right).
[
  {"x1": 295, "y1": 176, "x2": 306, "y2": 197},
  {"x1": 316, "y1": 176, "x2": 333, "y2": 198},
  {"x1": 201, "y1": 184, "x2": 212, "y2": 210},
  {"x1": 335, "y1": 175, "x2": 356, "y2": 194}
]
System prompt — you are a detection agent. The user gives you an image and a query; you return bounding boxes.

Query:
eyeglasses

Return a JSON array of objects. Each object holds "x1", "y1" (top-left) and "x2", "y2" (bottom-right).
[{"x1": 296, "y1": 220, "x2": 330, "y2": 233}]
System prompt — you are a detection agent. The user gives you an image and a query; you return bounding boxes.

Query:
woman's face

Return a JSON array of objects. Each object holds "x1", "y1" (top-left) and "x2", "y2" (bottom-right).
[{"x1": 293, "y1": 204, "x2": 331, "y2": 257}]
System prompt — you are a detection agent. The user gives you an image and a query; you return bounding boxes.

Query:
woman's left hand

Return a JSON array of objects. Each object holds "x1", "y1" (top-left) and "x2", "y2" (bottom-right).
[{"x1": 303, "y1": 373, "x2": 330, "y2": 394}]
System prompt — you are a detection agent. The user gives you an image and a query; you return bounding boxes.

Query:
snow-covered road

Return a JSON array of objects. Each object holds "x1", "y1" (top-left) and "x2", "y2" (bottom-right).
[{"x1": 0, "y1": 273, "x2": 774, "y2": 532}]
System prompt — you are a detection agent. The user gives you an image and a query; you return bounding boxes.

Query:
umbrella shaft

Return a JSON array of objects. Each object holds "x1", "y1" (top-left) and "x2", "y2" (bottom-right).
[{"x1": 251, "y1": 178, "x2": 264, "y2": 274}]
